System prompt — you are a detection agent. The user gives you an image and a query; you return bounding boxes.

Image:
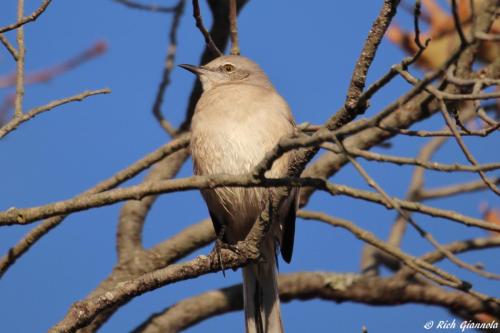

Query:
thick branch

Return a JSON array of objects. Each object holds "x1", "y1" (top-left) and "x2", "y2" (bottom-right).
[
  {"x1": 132, "y1": 272, "x2": 500, "y2": 333},
  {"x1": 50, "y1": 200, "x2": 274, "y2": 333},
  {"x1": 2, "y1": 175, "x2": 498, "y2": 234}
]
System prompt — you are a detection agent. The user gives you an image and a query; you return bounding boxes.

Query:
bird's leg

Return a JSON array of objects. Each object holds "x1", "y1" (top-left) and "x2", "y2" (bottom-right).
[
  {"x1": 210, "y1": 224, "x2": 244, "y2": 276},
  {"x1": 211, "y1": 223, "x2": 228, "y2": 276}
]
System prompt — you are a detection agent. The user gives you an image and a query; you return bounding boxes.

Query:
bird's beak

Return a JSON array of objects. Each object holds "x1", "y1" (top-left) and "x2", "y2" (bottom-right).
[{"x1": 179, "y1": 64, "x2": 206, "y2": 75}]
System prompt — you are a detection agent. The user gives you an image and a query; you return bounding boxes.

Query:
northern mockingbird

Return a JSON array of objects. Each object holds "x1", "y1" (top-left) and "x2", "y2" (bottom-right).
[{"x1": 180, "y1": 55, "x2": 298, "y2": 333}]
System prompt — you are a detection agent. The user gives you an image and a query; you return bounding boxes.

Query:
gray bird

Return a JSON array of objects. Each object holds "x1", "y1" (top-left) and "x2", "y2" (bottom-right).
[{"x1": 180, "y1": 55, "x2": 298, "y2": 333}]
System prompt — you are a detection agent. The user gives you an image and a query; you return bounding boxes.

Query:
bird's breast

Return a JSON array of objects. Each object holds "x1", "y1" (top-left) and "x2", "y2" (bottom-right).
[
  {"x1": 191, "y1": 85, "x2": 292, "y2": 176},
  {"x1": 191, "y1": 112, "x2": 271, "y2": 175}
]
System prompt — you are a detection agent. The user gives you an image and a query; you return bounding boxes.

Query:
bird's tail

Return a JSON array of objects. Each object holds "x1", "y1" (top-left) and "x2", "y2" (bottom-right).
[{"x1": 242, "y1": 239, "x2": 283, "y2": 333}]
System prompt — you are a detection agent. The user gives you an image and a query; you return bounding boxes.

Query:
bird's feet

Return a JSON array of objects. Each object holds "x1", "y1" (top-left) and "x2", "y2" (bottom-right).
[{"x1": 210, "y1": 238, "x2": 242, "y2": 277}]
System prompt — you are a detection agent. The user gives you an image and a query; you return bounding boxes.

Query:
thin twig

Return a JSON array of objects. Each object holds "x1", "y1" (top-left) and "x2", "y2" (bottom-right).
[
  {"x1": 299, "y1": 211, "x2": 481, "y2": 293},
  {"x1": 420, "y1": 237, "x2": 500, "y2": 265},
  {"x1": 388, "y1": 136, "x2": 448, "y2": 248},
  {"x1": 354, "y1": 38, "x2": 430, "y2": 116},
  {"x1": 445, "y1": 64, "x2": 500, "y2": 86},
  {"x1": 323, "y1": 143, "x2": 500, "y2": 173},
  {"x1": 14, "y1": 0, "x2": 26, "y2": 117},
  {"x1": 0, "y1": 89, "x2": 111, "y2": 139},
  {"x1": 477, "y1": 106, "x2": 498, "y2": 127},
  {"x1": 252, "y1": 84, "x2": 489, "y2": 180},
  {"x1": 397, "y1": 235, "x2": 500, "y2": 283},
  {"x1": 438, "y1": 99, "x2": 500, "y2": 195},
  {"x1": 111, "y1": 0, "x2": 178, "y2": 13},
  {"x1": 0, "y1": 34, "x2": 18, "y2": 60},
  {"x1": 475, "y1": 31, "x2": 500, "y2": 41},
  {"x1": 151, "y1": 0, "x2": 185, "y2": 136},
  {"x1": 336, "y1": 137, "x2": 500, "y2": 281},
  {"x1": 0, "y1": 0, "x2": 52, "y2": 34},
  {"x1": 376, "y1": 123, "x2": 499, "y2": 137},
  {"x1": 413, "y1": 0, "x2": 426, "y2": 50},
  {"x1": 229, "y1": 0, "x2": 240, "y2": 55},
  {"x1": 451, "y1": 0, "x2": 468, "y2": 46},
  {"x1": 327, "y1": 183, "x2": 500, "y2": 233},
  {"x1": 420, "y1": 177, "x2": 500, "y2": 200},
  {"x1": 382, "y1": 104, "x2": 481, "y2": 257},
  {"x1": 391, "y1": 66, "x2": 500, "y2": 195},
  {"x1": 400, "y1": 0, "x2": 431, "y2": 22},
  {"x1": 470, "y1": 81, "x2": 498, "y2": 129},
  {"x1": 396, "y1": 67, "x2": 500, "y2": 101},
  {"x1": 179, "y1": 0, "x2": 249, "y2": 131},
  {"x1": 191, "y1": 0, "x2": 223, "y2": 57}
]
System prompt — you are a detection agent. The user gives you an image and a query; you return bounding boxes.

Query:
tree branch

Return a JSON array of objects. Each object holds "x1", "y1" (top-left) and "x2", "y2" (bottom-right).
[
  {"x1": 0, "y1": 34, "x2": 18, "y2": 60},
  {"x1": 116, "y1": 148, "x2": 189, "y2": 262},
  {"x1": 344, "y1": 0, "x2": 400, "y2": 113},
  {"x1": 191, "y1": 0, "x2": 223, "y2": 57},
  {"x1": 14, "y1": 0, "x2": 26, "y2": 117},
  {"x1": 111, "y1": 0, "x2": 179, "y2": 13},
  {"x1": 0, "y1": 89, "x2": 111, "y2": 139},
  {"x1": 151, "y1": 0, "x2": 185, "y2": 136},
  {"x1": 0, "y1": 134, "x2": 190, "y2": 278},
  {"x1": 2, "y1": 175, "x2": 499, "y2": 234},
  {"x1": 132, "y1": 272, "x2": 500, "y2": 333},
  {"x1": 0, "y1": 0, "x2": 52, "y2": 34},
  {"x1": 228, "y1": 0, "x2": 240, "y2": 55}
]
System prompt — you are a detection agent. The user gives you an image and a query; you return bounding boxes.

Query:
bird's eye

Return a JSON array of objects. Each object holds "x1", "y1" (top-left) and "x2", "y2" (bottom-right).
[{"x1": 222, "y1": 64, "x2": 235, "y2": 73}]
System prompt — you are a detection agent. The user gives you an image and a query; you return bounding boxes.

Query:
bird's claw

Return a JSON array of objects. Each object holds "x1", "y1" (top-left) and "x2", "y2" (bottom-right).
[{"x1": 211, "y1": 238, "x2": 245, "y2": 276}]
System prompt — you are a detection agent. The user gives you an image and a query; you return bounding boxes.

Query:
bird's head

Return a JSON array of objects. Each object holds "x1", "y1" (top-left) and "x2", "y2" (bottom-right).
[{"x1": 179, "y1": 55, "x2": 272, "y2": 91}]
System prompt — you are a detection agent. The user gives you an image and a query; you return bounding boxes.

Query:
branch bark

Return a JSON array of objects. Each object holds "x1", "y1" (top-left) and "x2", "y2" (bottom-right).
[{"x1": 132, "y1": 272, "x2": 500, "y2": 333}]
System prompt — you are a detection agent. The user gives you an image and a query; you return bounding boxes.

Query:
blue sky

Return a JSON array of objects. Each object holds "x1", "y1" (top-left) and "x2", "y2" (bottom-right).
[{"x1": 0, "y1": 1, "x2": 498, "y2": 332}]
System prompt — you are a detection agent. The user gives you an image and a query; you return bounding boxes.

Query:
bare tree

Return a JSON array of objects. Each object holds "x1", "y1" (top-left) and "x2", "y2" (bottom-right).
[{"x1": 1, "y1": 0, "x2": 499, "y2": 332}]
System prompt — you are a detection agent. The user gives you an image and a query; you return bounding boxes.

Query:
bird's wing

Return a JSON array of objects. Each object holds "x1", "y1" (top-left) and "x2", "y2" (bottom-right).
[
  {"x1": 207, "y1": 208, "x2": 227, "y2": 242},
  {"x1": 279, "y1": 186, "x2": 299, "y2": 263}
]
